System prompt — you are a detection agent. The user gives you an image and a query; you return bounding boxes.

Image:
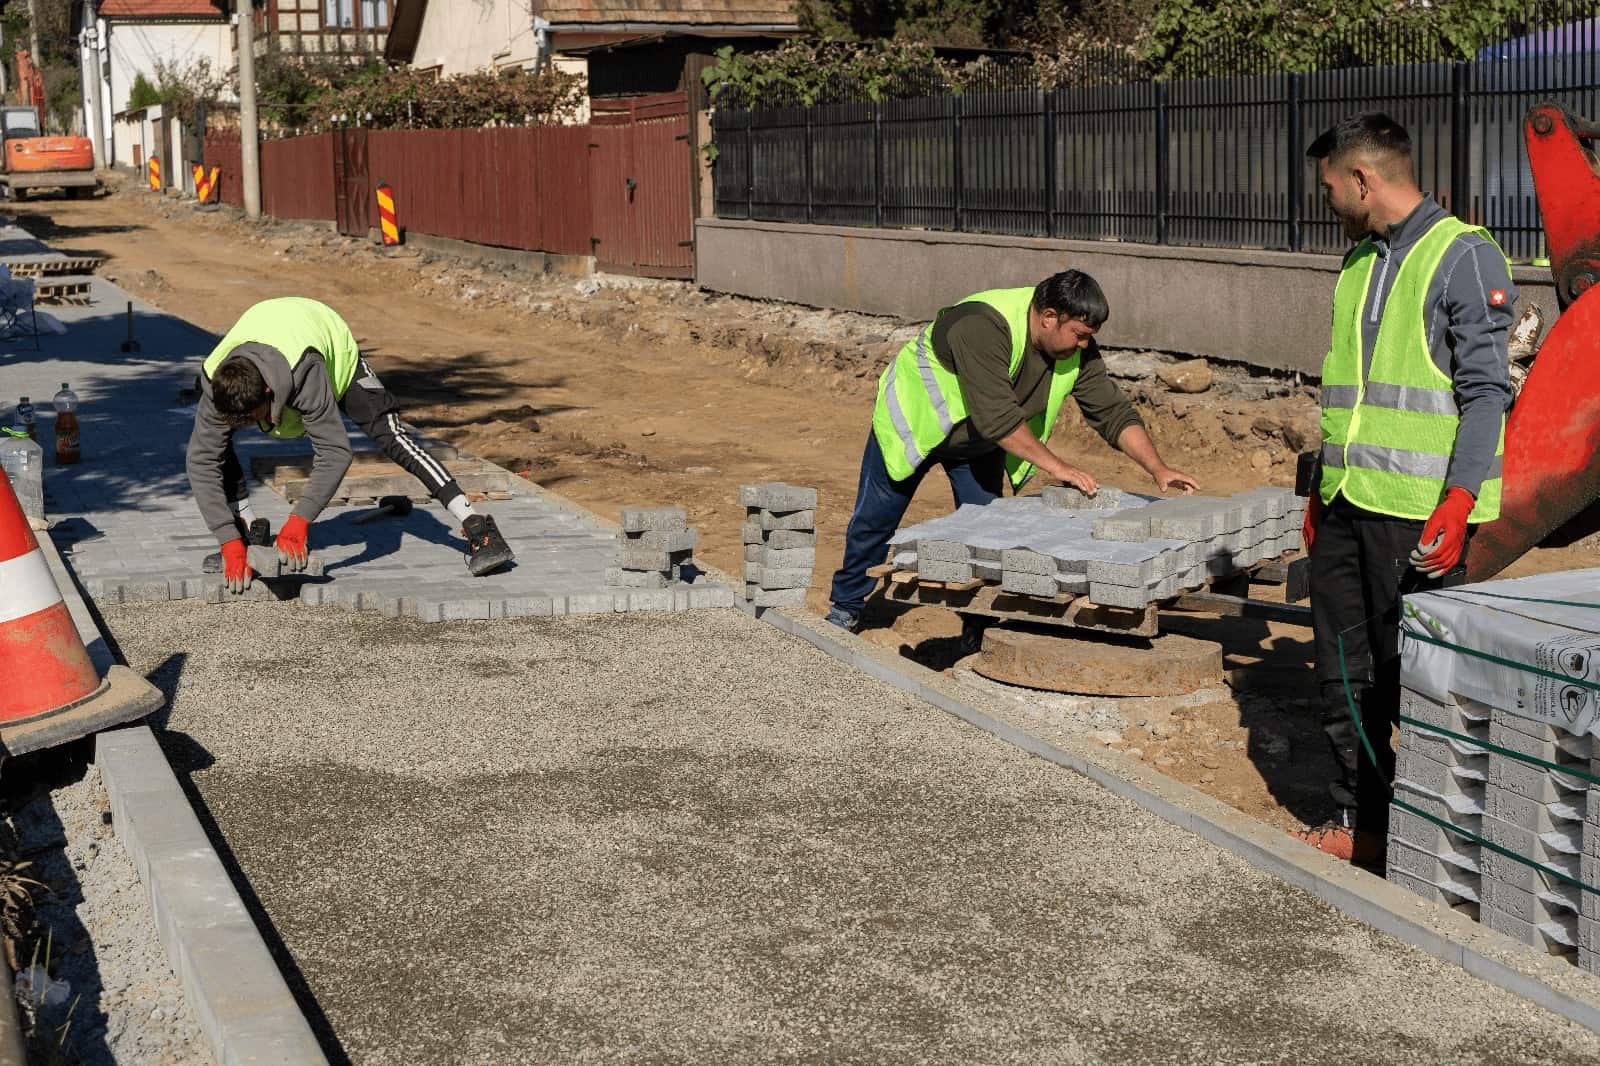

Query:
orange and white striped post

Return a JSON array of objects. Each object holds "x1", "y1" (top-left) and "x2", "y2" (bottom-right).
[
  {"x1": 147, "y1": 156, "x2": 161, "y2": 191},
  {"x1": 0, "y1": 470, "x2": 100, "y2": 725},
  {"x1": 207, "y1": 167, "x2": 219, "y2": 200},
  {"x1": 191, "y1": 164, "x2": 204, "y2": 196},
  {"x1": 375, "y1": 182, "x2": 400, "y2": 245}
]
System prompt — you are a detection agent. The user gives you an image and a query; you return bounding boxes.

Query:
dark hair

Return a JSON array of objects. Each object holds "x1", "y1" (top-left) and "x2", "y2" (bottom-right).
[
  {"x1": 1032, "y1": 270, "x2": 1109, "y2": 328},
  {"x1": 1306, "y1": 112, "x2": 1412, "y2": 169},
  {"x1": 212, "y1": 356, "x2": 269, "y2": 417}
]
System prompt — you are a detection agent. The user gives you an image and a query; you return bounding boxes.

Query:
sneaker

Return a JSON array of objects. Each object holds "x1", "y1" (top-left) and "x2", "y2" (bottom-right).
[
  {"x1": 1291, "y1": 823, "x2": 1382, "y2": 865},
  {"x1": 203, "y1": 517, "x2": 272, "y2": 573},
  {"x1": 824, "y1": 605, "x2": 859, "y2": 633},
  {"x1": 463, "y1": 514, "x2": 514, "y2": 576}
]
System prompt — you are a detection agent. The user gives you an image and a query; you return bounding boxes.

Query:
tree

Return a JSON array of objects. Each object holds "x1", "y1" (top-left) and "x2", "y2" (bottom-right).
[{"x1": 126, "y1": 73, "x2": 161, "y2": 113}]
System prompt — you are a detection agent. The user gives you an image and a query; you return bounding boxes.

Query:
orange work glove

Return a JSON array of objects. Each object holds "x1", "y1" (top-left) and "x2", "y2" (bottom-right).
[
  {"x1": 276, "y1": 514, "x2": 310, "y2": 571},
  {"x1": 1413, "y1": 487, "x2": 1475, "y2": 577},
  {"x1": 1303, "y1": 493, "x2": 1323, "y2": 552},
  {"x1": 220, "y1": 538, "x2": 253, "y2": 594}
]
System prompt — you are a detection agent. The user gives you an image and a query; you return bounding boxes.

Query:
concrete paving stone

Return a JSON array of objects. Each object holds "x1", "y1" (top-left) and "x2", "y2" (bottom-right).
[
  {"x1": 891, "y1": 550, "x2": 918, "y2": 569},
  {"x1": 1396, "y1": 747, "x2": 1488, "y2": 798},
  {"x1": 605, "y1": 567, "x2": 668, "y2": 589},
  {"x1": 616, "y1": 544, "x2": 682, "y2": 571},
  {"x1": 1091, "y1": 512, "x2": 1152, "y2": 543},
  {"x1": 687, "y1": 583, "x2": 736, "y2": 608},
  {"x1": 620, "y1": 529, "x2": 699, "y2": 552},
  {"x1": 566, "y1": 592, "x2": 616, "y2": 615},
  {"x1": 1386, "y1": 838, "x2": 1480, "y2": 886},
  {"x1": 973, "y1": 560, "x2": 1002, "y2": 581},
  {"x1": 747, "y1": 586, "x2": 807, "y2": 608},
  {"x1": 766, "y1": 529, "x2": 817, "y2": 549},
  {"x1": 1393, "y1": 778, "x2": 1485, "y2": 823},
  {"x1": 743, "y1": 563, "x2": 763, "y2": 585},
  {"x1": 755, "y1": 508, "x2": 816, "y2": 531},
  {"x1": 1041, "y1": 485, "x2": 1122, "y2": 510},
  {"x1": 917, "y1": 539, "x2": 971, "y2": 562},
  {"x1": 1482, "y1": 904, "x2": 1578, "y2": 953},
  {"x1": 744, "y1": 544, "x2": 765, "y2": 563},
  {"x1": 1490, "y1": 719, "x2": 1593, "y2": 765},
  {"x1": 997, "y1": 570, "x2": 1057, "y2": 598},
  {"x1": 1490, "y1": 753, "x2": 1590, "y2": 803},
  {"x1": 916, "y1": 560, "x2": 972, "y2": 584},
  {"x1": 756, "y1": 547, "x2": 816, "y2": 569},
  {"x1": 1000, "y1": 549, "x2": 1054, "y2": 576},
  {"x1": 1086, "y1": 555, "x2": 1167, "y2": 587},
  {"x1": 739, "y1": 483, "x2": 819, "y2": 511},
  {"x1": 741, "y1": 518, "x2": 766, "y2": 543},
  {"x1": 1087, "y1": 583, "x2": 1152, "y2": 609},
  {"x1": 1399, "y1": 726, "x2": 1490, "y2": 769},
  {"x1": 245, "y1": 545, "x2": 326, "y2": 579},
  {"x1": 760, "y1": 567, "x2": 815, "y2": 590},
  {"x1": 618, "y1": 506, "x2": 688, "y2": 533},
  {"x1": 1482, "y1": 816, "x2": 1581, "y2": 875},
  {"x1": 1055, "y1": 573, "x2": 1090, "y2": 595},
  {"x1": 1491, "y1": 703, "x2": 1578, "y2": 742},
  {"x1": 1386, "y1": 864, "x2": 1481, "y2": 907},
  {"x1": 621, "y1": 588, "x2": 676, "y2": 612},
  {"x1": 1387, "y1": 805, "x2": 1481, "y2": 872},
  {"x1": 1482, "y1": 862, "x2": 1581, "y2": 923},
  {"x1": 1488, "y1": 786, "x2": 1585, "y2": 835}
]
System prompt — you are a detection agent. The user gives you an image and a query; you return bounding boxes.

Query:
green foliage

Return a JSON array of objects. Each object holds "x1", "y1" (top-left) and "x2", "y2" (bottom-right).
[
  {"x1": 702, "y1": 40, "x2": 966, "y2": 106},
  {"x1": 42, "y1": 68, "x2": 77, "y2": 134},
  {"x1": 126, "y1": 73, "x2": 161, "y2": 113},
  {"x1": 254, "y1": 57, "x2": 585, "y2": 133},
  {"x1": 153, "y1": 57, "x2": 229, "y2": 124}
]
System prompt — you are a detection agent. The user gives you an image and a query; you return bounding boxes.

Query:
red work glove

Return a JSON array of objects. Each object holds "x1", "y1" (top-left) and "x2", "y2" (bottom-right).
[
  {"x1": 220, "y1": 538, "x2": 253, "y2": 595},
  {"x1": 277, "y1": 515, "x2": 310, "y2": 572},
  {"x1": 1303, "y1": 494, "x2": 1323, "y2": 552},
  {"x1": 1413, "y1": 487, "x2": 1475, "y2": 577}
]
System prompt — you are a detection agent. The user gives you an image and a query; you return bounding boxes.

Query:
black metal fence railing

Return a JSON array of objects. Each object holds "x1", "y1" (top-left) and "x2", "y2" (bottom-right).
[{"x1": 711, "y1": 15, "x2": 1600, "y2": 261}]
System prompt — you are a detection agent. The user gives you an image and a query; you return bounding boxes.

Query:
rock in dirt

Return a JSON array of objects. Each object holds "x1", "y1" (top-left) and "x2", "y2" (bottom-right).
[{"x1": 1158, "y1": 359, "x2": 1214, "y2": 394}]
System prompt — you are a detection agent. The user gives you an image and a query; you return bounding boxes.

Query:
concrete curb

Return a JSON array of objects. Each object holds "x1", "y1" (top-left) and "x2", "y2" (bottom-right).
[
  {"x1": 37, "y1": 534, "x2": 329, "y2": 1066},
  {"x1": 740, "y1": 600, "x2": 1600, "y2": 1034}
]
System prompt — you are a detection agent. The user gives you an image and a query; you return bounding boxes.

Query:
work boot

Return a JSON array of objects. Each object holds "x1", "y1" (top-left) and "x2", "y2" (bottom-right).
[
  {"x1": 1290, "y1": 822, "x2": 1383, "y2": 867},
  {"x1": 824, "y1": 605, "x2": 860, "y2": 633},
  {"x1": 202, "y1": 517, "x2": 272, "y2": 573},
  {"x1": 463, "y1": 514, "x2": 514, "y2": 576}
]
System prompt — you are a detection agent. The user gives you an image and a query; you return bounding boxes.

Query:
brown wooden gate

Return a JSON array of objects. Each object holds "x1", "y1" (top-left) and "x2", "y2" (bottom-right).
[
  {"x1": 332, "y1": 129, "x2": 372, "y2": 238},
  {"x1": 589, "y1": 93, "x2": 695, "y2": 278}
]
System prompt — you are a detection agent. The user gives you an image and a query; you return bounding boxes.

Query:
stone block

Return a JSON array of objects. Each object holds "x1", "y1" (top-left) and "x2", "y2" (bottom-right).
[
  {"x1": 1395, "y1": 779, "x2": 1485, "y2": 825},
  {"x1": 917, "y1": 560, "x2": 973, "y2": 584},
  {"x1": 1055, "y1": 573, "x2": 1090, "y2": 596},
  {"x1": 757, "y1": 547, "x2": 816, "y2": 569},
  {"x1": 606, "y1": 567, "x2": 668, "y2": 589},
  {"x1": 1385, "y1": 864, "x2": 1480, "y2": 907},
  {"x1": 1395, "y1": 747, "x2": 1487, "y2": 798},
  {"x1": 1086, "y1": 554, "x2": 1167, "y2": 587},
  {"x1": 620, "y1": 506, "x2": 687, "y2": 533},
  {"x1": 623, "y1": 589, "x2": 676, "y2": 612},
  {"x1": 758, "y1": 567, "x2": 813, "y2": 590},
  {"x1": 1387, "y1": 805, "x2": 1480, "y2": 872},
  {"x1": 1487, "y1": 786, "x2": 1582, "y2": 833},
  {"x1": 1000, "y1": 549, "x2": 1055, "y2": 576},
  {"x1": 739, "y1": 483, "x2": 818, "y2": 511},
  {"x1": 974, "y1": 560, "x2": 1003, "y2": 582},
  {"x1": 1042, "y1": 485, "x2": 1122, "y2": 510},
  {"x1": 1088, "y1": 583, "x2": 1152, "y2": 609},
  {"x1": 742, "y1": 518, "x2": 766, "y2": 544},
  {"x1": 1481, "y1": 904, "x2": 1577, "y2": 953},
  {"x1": 754, "y1": 508, "x2": 816, "y2": 531},
  {"x1": 1091, "y1": 513, "x2": 1151, "y2": 542},
  {"x1": 1386, "y1": 838, "x2": 1478, "y2": 886},
  {"x1": 749, "y1": 587, "x2": 807, "y2": 608},
  {"x1": 621, "y1": 528, "x2": 699, "y2": 553},
  {"x1": 766, "y1": 530, "x2": 818, "y2": 549},
  {"x1": 616, "y1": 544, "x2": 678, "y2": 571},
  {"x1": 917, "y1": 539, "x2": 971, "y2": 562},
  {"x1": 1000, "y1": 571, "x2": 1059, "y2": 598},
  {"x1": 502, "y1": 595, "x2": 556, "y2": 617},
  {"x1": 1400, "y1": 687, "x2": 1490, "y2": 740},
  {"x1": 566, "y1": 592, "x2": 616, "y2": 615},
  {"x1": 1399, "y1": 724, "x2": 1489, "y2": 769},
  {"x1": 1489, "y1": 718, "x2": 1592, "y2": 765},
  {"x1": 688, "y1": 584, "x2": 737, "y2": 609},
  {"x1": 245, "y1": 544, "x2": 326, "y2": 578},
  {"x1": 1489, "y1": 753, "x2": 1590, "y2": 804}
]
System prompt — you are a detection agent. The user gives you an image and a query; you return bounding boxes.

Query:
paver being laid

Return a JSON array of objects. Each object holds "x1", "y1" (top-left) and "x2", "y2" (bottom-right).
[{"x1": 0, "y1": 223, "x2": 734, "y2": 621}]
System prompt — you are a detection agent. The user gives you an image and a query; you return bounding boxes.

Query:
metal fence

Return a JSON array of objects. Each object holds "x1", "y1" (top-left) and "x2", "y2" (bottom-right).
[{"x1": 712, "y1": 14, "x2": 1600, "y2": 260}]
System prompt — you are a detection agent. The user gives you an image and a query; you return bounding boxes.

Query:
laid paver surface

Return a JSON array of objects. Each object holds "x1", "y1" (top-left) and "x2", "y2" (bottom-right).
[
  {"x1": 1, "y1": 220, "x2": 731, "y2": 620},
  {"x1": 107, "y1": 601, "x2": 1600, "y2": 1066}
]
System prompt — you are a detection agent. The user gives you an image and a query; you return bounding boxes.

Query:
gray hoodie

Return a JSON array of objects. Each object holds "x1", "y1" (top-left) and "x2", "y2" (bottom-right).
[
  {"x1": 186, "y1": 342, "x2": 353, "y2": 545},
  {"x1": 1349, "y1": 194, "x2": 1515, "y2": 500}
]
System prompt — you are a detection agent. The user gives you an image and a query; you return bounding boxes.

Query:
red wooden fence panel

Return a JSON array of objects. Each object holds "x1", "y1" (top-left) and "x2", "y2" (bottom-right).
[
  {"x1": 261, "y1": 133, "x2": 335, "y2": 221},
  {"x1": 538, "y1": 125, "x2": 592, "y2": 256},
  {"x1": 201, "y1": 132, "x2": 243, "y2": 208},
  {"x1": 588, "y1": 92, "x2": 694, "y2": 277}
]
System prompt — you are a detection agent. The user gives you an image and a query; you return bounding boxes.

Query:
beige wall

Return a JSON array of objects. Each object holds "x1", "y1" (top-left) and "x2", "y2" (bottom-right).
[
  {"x1": 412, "y1": 0, "x2": 538, "y2": 75},
  {"x1": 695, "y1": 219, "x2": 1561, "y2": 377}
]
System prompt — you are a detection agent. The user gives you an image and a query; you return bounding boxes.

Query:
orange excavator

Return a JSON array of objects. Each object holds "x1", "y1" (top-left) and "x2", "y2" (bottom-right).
[{"x1": 0, "y1": 48, "x2": 96, "y2": 200}]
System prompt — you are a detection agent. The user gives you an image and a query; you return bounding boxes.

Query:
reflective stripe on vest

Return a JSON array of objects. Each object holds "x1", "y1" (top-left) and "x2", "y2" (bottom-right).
[
  {"x1": 203, "y1": 297, "x2": 363, "y2": 440},
  {"x1": 1318, "y1": 217, "x2": 1505, "y2": 523},
  {"x1": 871, "y1": 288, "x2": 1081, "y2": 489}
]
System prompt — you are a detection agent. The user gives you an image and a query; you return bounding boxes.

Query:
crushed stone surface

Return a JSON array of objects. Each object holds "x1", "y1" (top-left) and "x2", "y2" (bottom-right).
[{"x1": 103, "y1": 600, "x2": 1600, "y2": 1065}]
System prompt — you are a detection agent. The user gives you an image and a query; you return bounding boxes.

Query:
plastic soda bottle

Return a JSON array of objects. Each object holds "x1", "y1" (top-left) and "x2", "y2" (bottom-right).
[
  {"x1": 16, "y1": 396, "x2": 34, "y2": 440},
  {"x1": 53, "y1": 383, "x2": 79, "y2": 465}
]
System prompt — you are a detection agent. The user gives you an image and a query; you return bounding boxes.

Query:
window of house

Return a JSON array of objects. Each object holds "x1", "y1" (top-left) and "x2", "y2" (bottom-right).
[
  {"x1": 325, "y1": 0, "x2": 354, "y2": 27},
  {"x1": 361, "y1": 0, "x2": 389, "y2": 28},
  {"x1": 323, "y1": 0, "x2": 386, "y2": 29}
]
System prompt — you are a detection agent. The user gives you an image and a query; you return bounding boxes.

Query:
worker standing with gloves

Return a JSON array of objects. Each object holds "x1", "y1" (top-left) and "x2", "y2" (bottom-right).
[
  {"x1": 187, "y1": 297, "x2": 516, "y2": 591},
  {"x1": 1295, "y1": 114, "x2": 1514, "y2": 866}
]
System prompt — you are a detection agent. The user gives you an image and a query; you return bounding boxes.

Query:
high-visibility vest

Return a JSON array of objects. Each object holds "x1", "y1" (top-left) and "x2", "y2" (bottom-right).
[
  {"x1": 1319, "y1": 217, "x2": 1504, "y2": 523},
  {"x1": 872, "y1": 287, "x2": 1081, "y2": 489},
  {"x1": 202, "y1": 297, "x2": 362, "y2": 440}
]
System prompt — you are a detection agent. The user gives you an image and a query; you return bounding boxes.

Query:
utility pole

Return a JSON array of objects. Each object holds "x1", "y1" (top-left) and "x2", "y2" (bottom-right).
[
  {"x1": 235, "y1": 0, "x2": 261, "y2": 218},
  {"x1": 84, "y1": 4, "x2": 105, "y2": 167},
  {"x1": 26, "y1": 0, "x2": 41, "y2": 63}
]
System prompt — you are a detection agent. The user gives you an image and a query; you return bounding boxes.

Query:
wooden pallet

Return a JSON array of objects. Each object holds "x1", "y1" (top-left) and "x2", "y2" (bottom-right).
[
  {"x1": 870, "y1": 552, "x2": 1310, "y2": 637},
  {"x1": 34, "y1": 278, "x2": 91, "y2": 304},
  {"x1": 3, "y1": 256, "x2": 103, "y2": 278}
]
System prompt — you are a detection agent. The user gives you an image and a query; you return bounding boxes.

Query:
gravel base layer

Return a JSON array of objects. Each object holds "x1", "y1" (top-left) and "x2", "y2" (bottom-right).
[
  {"x1": 9, "y1": 761, "x2": 210, "y2": 1065},
  {"x1": 105, "y1": 602, "x2": 1600, "y2": 1065}
]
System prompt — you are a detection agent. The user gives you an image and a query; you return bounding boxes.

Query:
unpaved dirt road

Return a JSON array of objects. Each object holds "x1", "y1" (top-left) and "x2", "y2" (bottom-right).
[{"x1": 16, "y1": 180, "x2": 1594, "y2": 835}]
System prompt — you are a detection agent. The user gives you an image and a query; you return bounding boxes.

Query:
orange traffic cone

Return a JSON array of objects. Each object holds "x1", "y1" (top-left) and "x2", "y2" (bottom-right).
[{"x1": 0, "y1": 469, "x2": 162, "y2": 753}]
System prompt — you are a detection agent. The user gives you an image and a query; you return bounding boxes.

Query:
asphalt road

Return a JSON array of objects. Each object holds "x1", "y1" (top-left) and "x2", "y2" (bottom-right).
[{"x1": 107, "y1": 601, "x2": 1600, "y2": 1066}]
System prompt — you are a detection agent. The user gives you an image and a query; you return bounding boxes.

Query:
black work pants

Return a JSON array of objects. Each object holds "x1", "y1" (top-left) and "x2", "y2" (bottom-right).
[{"x1": 1309, "y1": 497, "x2": 1467, "y2": 836}]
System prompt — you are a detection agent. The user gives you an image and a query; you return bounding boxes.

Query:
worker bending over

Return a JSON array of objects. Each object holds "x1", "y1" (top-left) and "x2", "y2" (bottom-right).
[
  {"x1": 827, "y1": 270, "x2": 1199, "y2": 632},
  {"x1": 1297, "y1": 114, "x2": 1514, "y2": 864},
  {"x1": 187, "y1": 297, "x2": 515, "y2": 589}
]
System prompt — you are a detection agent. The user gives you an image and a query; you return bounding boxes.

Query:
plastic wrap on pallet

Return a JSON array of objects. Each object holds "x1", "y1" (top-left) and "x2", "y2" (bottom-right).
[{"x1": 1401, "y1": 569, "x2": 1600, "y2": 739}]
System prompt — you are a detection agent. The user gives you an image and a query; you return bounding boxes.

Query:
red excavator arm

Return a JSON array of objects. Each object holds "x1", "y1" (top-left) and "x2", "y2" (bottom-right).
[
  {"x1": 1468, "y1": 104, "x2": 1600, "y2": 580},
  {"x1": 14, "y1": 49, "x2": 44, "y2": 127}
]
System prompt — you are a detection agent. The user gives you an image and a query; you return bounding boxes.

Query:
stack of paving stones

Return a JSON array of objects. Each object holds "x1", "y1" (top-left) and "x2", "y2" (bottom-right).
[
  {"x1": 888, "y1": 487, "x2": 1306, "y2": 609},
  {"x1": 740, "y1": 483, "x2": 817, "y2": 608},
  {"x1": 609, "y1": 506, "x2": 698, "y2": 590},
  {"x1": 1389, "y1": 688, "x2": 1600, "y2": 973}
]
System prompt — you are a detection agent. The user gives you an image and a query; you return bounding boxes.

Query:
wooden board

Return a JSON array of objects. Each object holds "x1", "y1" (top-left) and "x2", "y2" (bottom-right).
[
  {"x1": 34, "y1": 279, "x2": 91, "y2": 304},
  {"x1": 2, "y1": 257, "x2": 103, "y2": 278}
]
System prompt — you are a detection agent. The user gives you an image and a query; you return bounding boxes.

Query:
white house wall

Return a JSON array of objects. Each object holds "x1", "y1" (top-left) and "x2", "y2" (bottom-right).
[
  {"x1": 411, "y1": 0, "x2": 540, "y2": 75},
  {"x1": 90, "y1": 20, "x2": 234, "y2": 168}
]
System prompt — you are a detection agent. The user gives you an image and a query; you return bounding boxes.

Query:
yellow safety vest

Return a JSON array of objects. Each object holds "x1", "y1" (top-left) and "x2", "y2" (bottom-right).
[
  {"x1": 1319, "y1": 218, "x2": 1504, "y2": 522},
  {"x1": 203, "y1": 297, "x2": 362, "y2": 440},
  {"x1": 872, "y1": 287, "x2": 1081, "y2": 489}
]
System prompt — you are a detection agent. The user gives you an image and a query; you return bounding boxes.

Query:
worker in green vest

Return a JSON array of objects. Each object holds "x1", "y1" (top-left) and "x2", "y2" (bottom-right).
[
  {"x1": 187, "y1": 297, "x2": 515, "y2": 590},
  {"x1": 826, "y1": 270, "x2": 1199, "y2": 633},
  {"x1": 1295, "y1": 114, "x2": 1513, "y2": 866}
]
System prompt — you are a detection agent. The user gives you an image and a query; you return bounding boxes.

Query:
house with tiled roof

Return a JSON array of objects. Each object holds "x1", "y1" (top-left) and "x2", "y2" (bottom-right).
[{"x1": 79, "y1": 0, "x2": 234, "y2": 169}]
